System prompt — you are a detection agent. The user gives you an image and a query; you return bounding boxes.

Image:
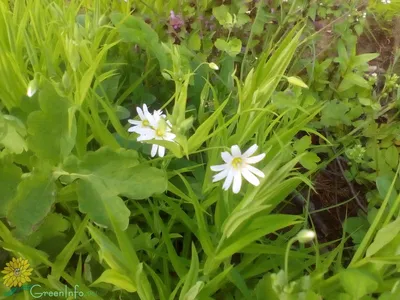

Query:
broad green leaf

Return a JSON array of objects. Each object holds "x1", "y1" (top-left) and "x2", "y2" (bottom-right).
[
  {"x1": 91, "y1": 269, "x2": 136, "y2": 292},
  {"x1": 0, "y1": 114, "x2": 27, "y2": 154},
  {"x1": 110, "y1": 13, "x2": 167, "y2": 70},
  {"x1": 299, "y1": 152, "x2": 320, "y2": 170},
  {"x1": 339, "y1": 269, "x2": 378, "y2": 298},
  {"x1": 287, "y1": 76, "x2": 309, "y2": 88},
  {"x1": 7, "y1": 171, "x2": 56, "y2": 236},
  {"x1": 188, "y1": 32, "x2": 201, "y2": 51},
  {"x1": 60, "y1": 147, "x2": 167, "y2": 230},
  {"x1": 293, "y1": 136, "x2": 311, "y2": 154},
  {"x1": 0, "y1": 162, "x2": 22, "y2": 217},
  {"x1": 27, "y1": 85, "x2": 76, "y2": 164},
  {"x1": 212, "y1": 5, "x2": 233, "y2": 28},
  {"x1": 25, "y1": 213, "x2": 70, "y2": 247},
  {"x1": 366, "y1": 217, "x2": 400, "y2": 257},
  {"x1": 214, "y1": 38, "x2": 242, "y2": 57},
  {"x1": 385, "y1": 146, "x2": 399, "y2": 169}
]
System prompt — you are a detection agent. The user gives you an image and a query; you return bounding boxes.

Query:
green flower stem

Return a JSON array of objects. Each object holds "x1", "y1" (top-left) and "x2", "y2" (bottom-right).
[{"x1": 284, "y1": 237, "x2": 298, "y2": 284}]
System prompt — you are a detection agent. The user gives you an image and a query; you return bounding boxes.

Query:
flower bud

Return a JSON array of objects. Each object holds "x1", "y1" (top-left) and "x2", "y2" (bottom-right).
[
  {"x1": 27, "y1": 79, "x2": 38, "y2": 97},
  {"x1": 208, "y1": 62, "x2": 219, "y2": 70},
  {"x1": 296, "y1": 229, "x2": 316, "y2": 244}
]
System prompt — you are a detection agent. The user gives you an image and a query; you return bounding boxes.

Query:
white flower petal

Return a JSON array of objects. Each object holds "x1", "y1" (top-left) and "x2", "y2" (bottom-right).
[
  {"x1": 151, "y1": 144, "x2": 158, "y2": 157},
  {"x1": 246, "y1": 165, "x2": 265, "y2": 178},
  {"x1": 136, "y1": 107, "x2": 145, "y2": 120},
  {"x1": 143, "y1": 104, "x2": 153, "y2": 121},
  {"x1": 128, "y1": 119, "x2": 141, "y2": 125},
  {"x1": 243, "y1": 144, "x2": 258, "y2": 158},
  {"x1": 212, "y1": 169, "x2": 229, "y2": 182},
  {"x1": 231, "y1": 145, "x2": 241, "y2": 157},
  {"x1": 158, "y1": 145, "x2": 166, "y2": 157},
  {"x1": 210, "y1": 164, "x2": 227, "y2": 171},
  {"x1": 245, "y1": 153, "x2": 266, "y2": 164},
  {"x1": 241, "y1": 168, "x2": 260, "y2": 186},
  {"x1": 128, "y1": 126, "x2": 142, "y2": 133},
  {"x1": 222, "y1": 170, "x2": 234, "y2": 191},
  {"x1": 232, "y1": 171, "x2": 242, "y2": 194},
  {"x1": 137, "y1": 131, "x2": 156, "y2": 141},
  {"x1": 164, "y1": 132, "x2": 176, "y2": 141},
  {"x1": 221, "y1": 151, "x2": 233, "y2": 163}
]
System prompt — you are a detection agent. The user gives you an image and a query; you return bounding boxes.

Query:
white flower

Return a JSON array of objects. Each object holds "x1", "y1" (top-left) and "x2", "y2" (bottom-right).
[
  {"x1": 127, "y1": 104, "x2": 164, "y2": 134},
  {"x1": 128, "y1": 105, "x2": 175, "y2": 157},
  {"x1": 211, "y1": 144, "x2": 266, "y2": 194},
  {"x1": 381, "y1": 0, "x2": 391, "y2": 3}
]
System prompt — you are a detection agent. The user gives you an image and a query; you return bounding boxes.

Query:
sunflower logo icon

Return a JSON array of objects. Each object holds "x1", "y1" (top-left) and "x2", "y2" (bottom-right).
[{"x1": 1, "y1": 257, "x2": 33, "y2": 288}]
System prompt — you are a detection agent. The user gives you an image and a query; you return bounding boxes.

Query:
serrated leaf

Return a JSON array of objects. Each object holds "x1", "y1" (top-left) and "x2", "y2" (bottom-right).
[
  {"x1": 110, "y1": 13, "x2": 167, "y2": 70},
  {"x1": 7, "y1": 171, "x2": 56, "y2": 235},
  {"x1": 299, "y1": 151, "x2": 320, "y2": 170},
  {"x1": 293, "y1": 136, "x2": 311, "y2": 154},
  {"x1": 0, "y1": 162, "x2": 22, "y2": 217},
  {"x1": 60, "y1": 147, "x2": 167, "y2": 230},
  {"x1": 0, "y1": 114, "x2": 27, "y2": 154},
  {"x1": 92, "y1": 269, "x2": 136, "y2": 292},
  {"x1": 214, "y1": 38, "x2": 242, "y2": 57},
  {"x1": 27, "y1": 85, "x2": 76, "y2": 164},
  {"x1": 25, "y1": 213, "x2": 70, "y2": 247},
  {"x1": 212, "y1": 5, "x2": 233, "y2": 28}
]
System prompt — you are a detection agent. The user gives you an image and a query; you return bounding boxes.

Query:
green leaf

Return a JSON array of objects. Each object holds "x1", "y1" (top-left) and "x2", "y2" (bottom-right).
[
  {"x1": 180, "y1": 245, "x2": 200, "y2": 300},
  {"x1": 385, "y1": 146, "x2": 399, "y2": 169},
  {"x1": 0, "y1": 114, "x2": 27, "y2": 154},
  {"x1": 7, "y1": 171, "x2": 56, "y2": 235},
  {"x1": 338, "y1": 73, "x2": 370, "y2": 92},
  {"x1": 212, "y1": 5, "x2": 233, "y2": 28},
  {"x1": 214, "y1": 38, "x2": 242, "y2": 57},
  {"x1": 25, "y1": 213, "x2": 70, "y2": 247},
  {"x1": 91, "y1": 269, "x2": 137, "y2": 292},
  {"x1": 299, "y1": 152, "x2": 320, "y2": 170},
  {"x1": 293, "y1": 136, "x2": 311, "y2": 154},
  {"x1": 188, "y1": 32, "x2": 201, "y2": 51},
  {"x1": 61, "y1": 147, "x2": 167, "y2": 230},
  {"x1": 0, "y1": 162, "x2": 22, "y2": 217},
  {"x1": 27, "y1": 85, "x2": 76, "y2": 164},
  {"x1": 287, "y1": 76, "x2": 309, "y2": 88},
  {"x1": 216, "y1": 215, "x2": 301, "y2": 260},
  {"x1": 366, "y1": 217, "x2": 400, "y2": 257},
  {"x1": 188, "y1": 98, "x2": 229, "y2": 153},
  {"x1": 110, "y1": 13, "x2": 167, "y2": 70},
  {"x1": 339, "y1": 269, "x2": 378, "y2": 298}
]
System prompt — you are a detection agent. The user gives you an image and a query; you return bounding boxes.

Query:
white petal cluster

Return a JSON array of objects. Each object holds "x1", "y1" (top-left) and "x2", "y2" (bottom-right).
[
  {"x1": 211, "y1": 144, "x2": 265, "y2": 193},
  {"x1": 128, "y1": 104, "x2": 175, "y2": 157}
]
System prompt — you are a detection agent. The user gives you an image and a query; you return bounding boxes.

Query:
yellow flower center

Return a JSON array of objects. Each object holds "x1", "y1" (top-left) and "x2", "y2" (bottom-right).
[
  {"x1": 231, "y1": 157, "x2": 242, "y2": 169},
  {"x1": 156, "y1": 129, "x2": 164, "y2": 137},
  {"x1": 142, "y1": 120, "x2": 150, "y2": 127},
  {"x1": 13, "y1": 268, "x2": 21, "y2": 276}
]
